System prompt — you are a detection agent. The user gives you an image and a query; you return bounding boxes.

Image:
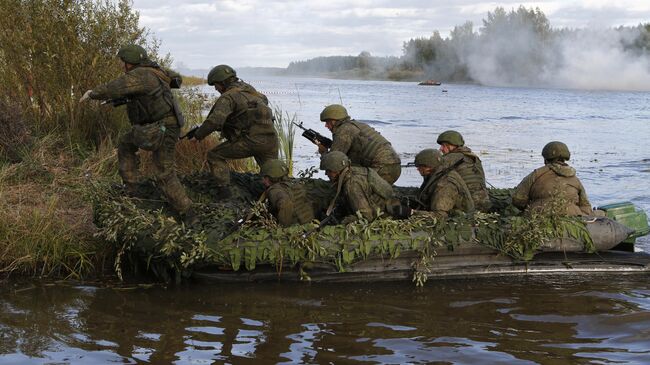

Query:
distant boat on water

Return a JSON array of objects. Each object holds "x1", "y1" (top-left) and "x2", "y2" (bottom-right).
[{"x1": 418, "y1": 79, "x2": 441, "y2": 86}]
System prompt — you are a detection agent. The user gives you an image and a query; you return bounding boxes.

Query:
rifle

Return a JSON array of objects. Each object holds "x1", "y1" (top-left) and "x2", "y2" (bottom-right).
[
  {"x1": 401, "y1": 162, "x2": 417, "y2": 168},
  {"x1": 292, "y1": 122, "x2": 333, "y2": 149},
  {"x1": 181, "y1": 125, "x2": 200, "y2": 140},
  {"x1": 101, "y1": 97, "x2": 129, "y2": 107},
  {"x1": 301, "y1": 212, "x2": 338, "y2": 239}
]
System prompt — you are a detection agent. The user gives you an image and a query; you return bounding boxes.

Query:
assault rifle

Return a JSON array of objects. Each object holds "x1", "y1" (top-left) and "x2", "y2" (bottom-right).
[
  {"x1": 101, "y1": 97, "x2": 129, "y2": 107},
  {"x1": 401, "y1": 162, "x2": 416, "y2": 168},
  {"x1": 292, "y1": 122, "x2": 332, "y2": 149},
  {"x1": 181, "y1": 125, "x2": 200, "y2": 140},
  {"x1": 301, "y1": 212, "x2": 338, "y2": 239}
]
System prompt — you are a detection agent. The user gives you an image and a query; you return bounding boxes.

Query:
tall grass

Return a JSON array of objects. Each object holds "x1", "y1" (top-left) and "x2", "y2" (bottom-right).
[{"x1": 272, "y1": 105, "x2": 297, "y2": 176}]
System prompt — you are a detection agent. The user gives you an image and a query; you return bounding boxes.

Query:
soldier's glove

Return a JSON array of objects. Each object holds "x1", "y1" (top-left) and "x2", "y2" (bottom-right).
[{"x1": 79, "y1": 90, "x2": 93, "y2": 103}]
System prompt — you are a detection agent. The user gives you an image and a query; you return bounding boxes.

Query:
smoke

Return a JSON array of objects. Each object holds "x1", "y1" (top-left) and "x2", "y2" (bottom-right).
[{"x1": 464, "y1": 25, "x2": 650, "y2": 91}]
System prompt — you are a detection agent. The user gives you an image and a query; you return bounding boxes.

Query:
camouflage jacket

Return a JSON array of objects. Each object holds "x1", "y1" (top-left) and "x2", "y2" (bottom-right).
[
  {"x1": 91, "y1": 65, "x2": 180, "y2": 126},
  {"x1": 195, "y1": 80, "x2": 275, "y2": 141},
  {"x1": 416, "y1": 169, "x2": 475, "y2": 219},
  {"x1": 441, "y1": 146, "x2": 491, "y2": 211},
  {"x1": 512, "y1": 162, "x2": 592, "y2": 216},
  {"x1": 267, "y1": 180, "x2": 316, "y2": 226},
  {"x1": 338, "y1": 166, "x2": 393, "y2": 222},
  {"x1": 330, "y1": 119, "x2": 400, "y2": 169}
]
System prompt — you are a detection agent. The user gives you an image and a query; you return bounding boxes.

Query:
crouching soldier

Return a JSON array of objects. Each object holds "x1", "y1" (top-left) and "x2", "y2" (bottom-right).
[
  {"x1": 512, "y1": 141, "x2": 592, "y2": 216},
  {"x1": 260, "y1": 159, "x2": 316, "y2": 227},
  {"x1": 80, "y1": 44, "x2": 195, "y2": 224},
  {"x1": 320, "y1": 151, "x2": 393, "y2": 224},
  {"x1": 317, "y1": 104, "x2": 401, "y2": 184},
  {"x1": 412, "y1": 149, "x2": 474, "y2": 219},
  {"x1": 437, "y1": 130, "x2": 491, "y2": 211}
]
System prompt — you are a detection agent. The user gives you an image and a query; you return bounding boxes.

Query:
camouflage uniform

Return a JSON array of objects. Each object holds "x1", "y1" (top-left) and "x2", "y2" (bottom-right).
[
  {"x1": 512, "y1": 162, "x2": 592, "y2": 216},
  {"x1": 330, "y1": 119, "x2": 401, "y2": 184},
  {"x1": 441, "y1": 146, "x2": 491, "y2": 211},
  {"x1": 336, "y1": 166, "x2": 393, "y2": 223},
  {"x1": 416, "y1": 169, "x2": 475, "y2": 219},
  {"x1": 90, "y1": 65, "x2": 192, "y2": 214},
  {"x1": 266, "y1": 179, "x2": 316, "y2": 226},
  {"x1": 194, "y1": 80, "x2": 278, "y2": 186}
]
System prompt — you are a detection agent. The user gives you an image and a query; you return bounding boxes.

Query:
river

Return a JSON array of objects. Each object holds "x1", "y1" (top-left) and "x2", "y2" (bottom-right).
[{"x1": 1, "y1": 77, "x2": 649, "y2": 364}]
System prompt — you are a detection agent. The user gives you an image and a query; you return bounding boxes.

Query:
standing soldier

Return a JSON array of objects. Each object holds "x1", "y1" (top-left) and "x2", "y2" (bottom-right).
[
  {"x1": 412, "y1": 149, "x2": 474, "y2": 219},
  {"x1": 260, "y1": 159, "x2": 316, "y2": 227},
  {"x1": 512, "y1": 141, "x2": 592, "y2": 216},
  {"x1": 436, "y1": 130, "x2": 491, "y2": 211},
  {"x1": 189, "y1": 65, "x2": 278, "y2": 199},
  {"x1": 320, "y1": 151, "x2": 393, "y2": 224},
  {"x1": 80, "y1": 44, "x2": 195, "y2": 224},
  {"x1": 316, "y1": 104, "x2": 401, "y2": 185}
]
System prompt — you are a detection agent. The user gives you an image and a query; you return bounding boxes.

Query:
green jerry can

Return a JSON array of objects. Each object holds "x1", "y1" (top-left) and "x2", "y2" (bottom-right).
[{"x1": 598, "y1": 202, "x2": 650, "y2": 251}]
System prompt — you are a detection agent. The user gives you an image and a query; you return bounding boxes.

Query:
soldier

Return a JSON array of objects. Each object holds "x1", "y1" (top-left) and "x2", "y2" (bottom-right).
[
  {"x1": 189, "y1": 65, "x2": 278, "y2": 199},
  {"x1": 320, "y1": 151, "x2": 393, "y2": 224},
  {"x1": 512, "y1": 141, "x2": 593, "y2": 216},
  {"x1": 80, "y1": 44, "x2": 195, "y2": 224},
  {"x1": 412, "y1": 149, "x2": 474, "y2": 219},
  {"x1": 317, "y1": 104, "x2": 401, "y2": 185},
  {"x1": 260, "y1": 159, "x2": 316, "y2": 227},
  {"x1": 436, "y1": 130, "x2": 491, "y2": 211}
]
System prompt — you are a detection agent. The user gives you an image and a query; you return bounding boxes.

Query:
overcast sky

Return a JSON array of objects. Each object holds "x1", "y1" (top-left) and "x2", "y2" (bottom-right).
[{"x1": 132, "y1": 0, "x2": 650, "y2": 70}]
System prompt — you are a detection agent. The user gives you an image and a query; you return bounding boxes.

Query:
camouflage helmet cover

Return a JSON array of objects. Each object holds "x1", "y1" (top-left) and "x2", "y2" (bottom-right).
[
  {"x1": 320, "y1": 151, "x2": 350, "y2": 172},
  {"x1": 117, "y1": 44, "x2": 148, "y2": 65},
  {"x1": 320, "y1": 104, "x2": 349, "y2": 121},
  {"x1": 260, "y1": 159, "x2": 289, "y2": 179},
  {"x1": 414, "y1": 149, "x2": 442, "y2": 168},
  {"x1": 207, "y1": 64, "x2": 237, "y2": 85},
  {"x1": 542, "y1": 141, "x2": 571, "y2": 161},
  {"x1": 436, "y1": 130, "x2": 465, "y2": 146}
]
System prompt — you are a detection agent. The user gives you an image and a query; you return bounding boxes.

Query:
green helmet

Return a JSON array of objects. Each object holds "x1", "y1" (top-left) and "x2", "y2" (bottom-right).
[
  {"x1": 414, "y1": 149, "x2": 442, "y2": 168},
  {"x1": 207, "y1": 64, "x2": 236, "y2": 85},
  {"x1": 436, "y1": 130, "x2": 465, "y2": 146},
  {"x1": 541, "y1": 141, "x2": 570, "y2": 161},
  {"x1": 117, "y1": 44, "x2": 148, "y2": 65},
  {"x1": 320, "y1": 104, "x2": 349, "y2": 121},
  {"x1": 320, "y1": 151, "x2": 350, "y2": 172},
  {"x1": 260, "y1": 159, "x2": 288, "y2": 179}
]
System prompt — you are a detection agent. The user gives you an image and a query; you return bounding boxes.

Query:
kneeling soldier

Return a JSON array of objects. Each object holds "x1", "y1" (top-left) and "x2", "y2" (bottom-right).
[
  {"x1": 413, "y1": 149, "x2": 474, "y2": 219},
  {"x1": 260, "y1": 159, "x2": 316, "y2": 227},
  {"x1": 512, "y1": 141, "x2": 592, "y2": 216},
  {"x1": 320, "y1": 151, "x2": 393, "y2": 224}
]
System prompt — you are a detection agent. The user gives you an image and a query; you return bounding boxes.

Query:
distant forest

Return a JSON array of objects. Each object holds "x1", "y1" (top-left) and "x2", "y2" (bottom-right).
[{"x1": 284, "y1": 6, "x2": 650, "y2": 86}]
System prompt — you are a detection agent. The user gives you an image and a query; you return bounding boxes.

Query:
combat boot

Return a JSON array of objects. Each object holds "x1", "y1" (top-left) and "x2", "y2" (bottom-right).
[{"x1": 182, "y1": 207, "x2": 199, "y2": 227}]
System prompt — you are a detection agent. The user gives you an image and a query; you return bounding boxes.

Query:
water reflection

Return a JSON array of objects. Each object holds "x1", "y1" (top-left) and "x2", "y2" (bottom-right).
[{"x1": 2, "y1": 275, "x2": 650, "y2": 364}]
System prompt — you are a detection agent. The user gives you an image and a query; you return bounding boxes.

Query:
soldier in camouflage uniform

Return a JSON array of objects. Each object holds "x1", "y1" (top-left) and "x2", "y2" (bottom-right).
[
  {"x1": 512, "y1": 141, "x2": 592, "y2": 216},
  {"x1": 80, "y1": 44, "x2": 194, "y2": 222},
  {"x1": 437, "y1": 130, "x2": 491, "y2": 211},
  {"x1": 320, "y1": 151, "x2": 393, "y2": 224},
  {"x1": 317, "y1": 104, "x2": 401, "y2": 185},
  {"x1": 260, "y1": 159, "x2": 317, "y2": 226},
  {"x1": 191, "y1": 65, "x2": 278, "y2": 198},
  {"x1": 413, "y1": 149, "x2": 474, "y2": 219}
]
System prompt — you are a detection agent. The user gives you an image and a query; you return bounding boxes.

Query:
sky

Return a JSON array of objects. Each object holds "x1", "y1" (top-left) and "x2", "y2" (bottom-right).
[{"x1": 131, "y1": 0, "x2": 650, "y2": 70}]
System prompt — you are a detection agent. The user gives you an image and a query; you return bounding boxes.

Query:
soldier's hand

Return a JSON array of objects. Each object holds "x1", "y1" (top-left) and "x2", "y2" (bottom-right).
[
  {"x1": 79, "y1": 90, "x2": 93, "y2": 103},
  {"x1": 317, "y1": 142, "x2": 328, "y2": 155}
]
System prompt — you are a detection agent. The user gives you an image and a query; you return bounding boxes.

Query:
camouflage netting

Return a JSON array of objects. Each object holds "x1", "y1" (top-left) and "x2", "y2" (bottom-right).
[{"x1": 91, "y1": 172, "x2": 595, "y2": 285}]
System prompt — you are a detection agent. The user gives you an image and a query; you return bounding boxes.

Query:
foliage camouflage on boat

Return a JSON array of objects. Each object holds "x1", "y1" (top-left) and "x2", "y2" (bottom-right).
[{"x1": 91, "y1": 172, "x2": 595, "y2": 285}]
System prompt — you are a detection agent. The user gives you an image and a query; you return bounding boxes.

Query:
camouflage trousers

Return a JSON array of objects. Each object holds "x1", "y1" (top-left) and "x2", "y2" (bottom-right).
[
  {"x1": 117, "y1": 118, "x2": 192, "y2": 214},
  {"x1": 374, "y1": 163, "x2": 402, "y2": 185},
  {"x1": 207, "y1": 134, "x2": 278, "y2": 186}
]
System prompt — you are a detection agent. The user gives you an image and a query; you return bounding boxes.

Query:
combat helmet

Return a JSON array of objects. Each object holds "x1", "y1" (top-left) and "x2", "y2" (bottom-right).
[
  {"x1": 436, "y1": 130, "x2": 465, "y2": 146},
  {"x1": 320, "y1": 151, "x2": 350, "y2": 172},
  {"x1": 320, "y1": 104, "x2": 349, "y2": 121},
  {"x1": 117, "y1": 44, "x2": 148, "y2": 65},
  {"x1": 207, "y1": 65, "x2": 237, "y2": 85},
  {"x1": 541, "y1": 141, "x2": 570, "y2": 161},
  {"x1": 414, "y1": 149, "x2": 442, "y2": 168},
  {"x1": 260, "y1": 159, "x2": 289, "y2": 179}
]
